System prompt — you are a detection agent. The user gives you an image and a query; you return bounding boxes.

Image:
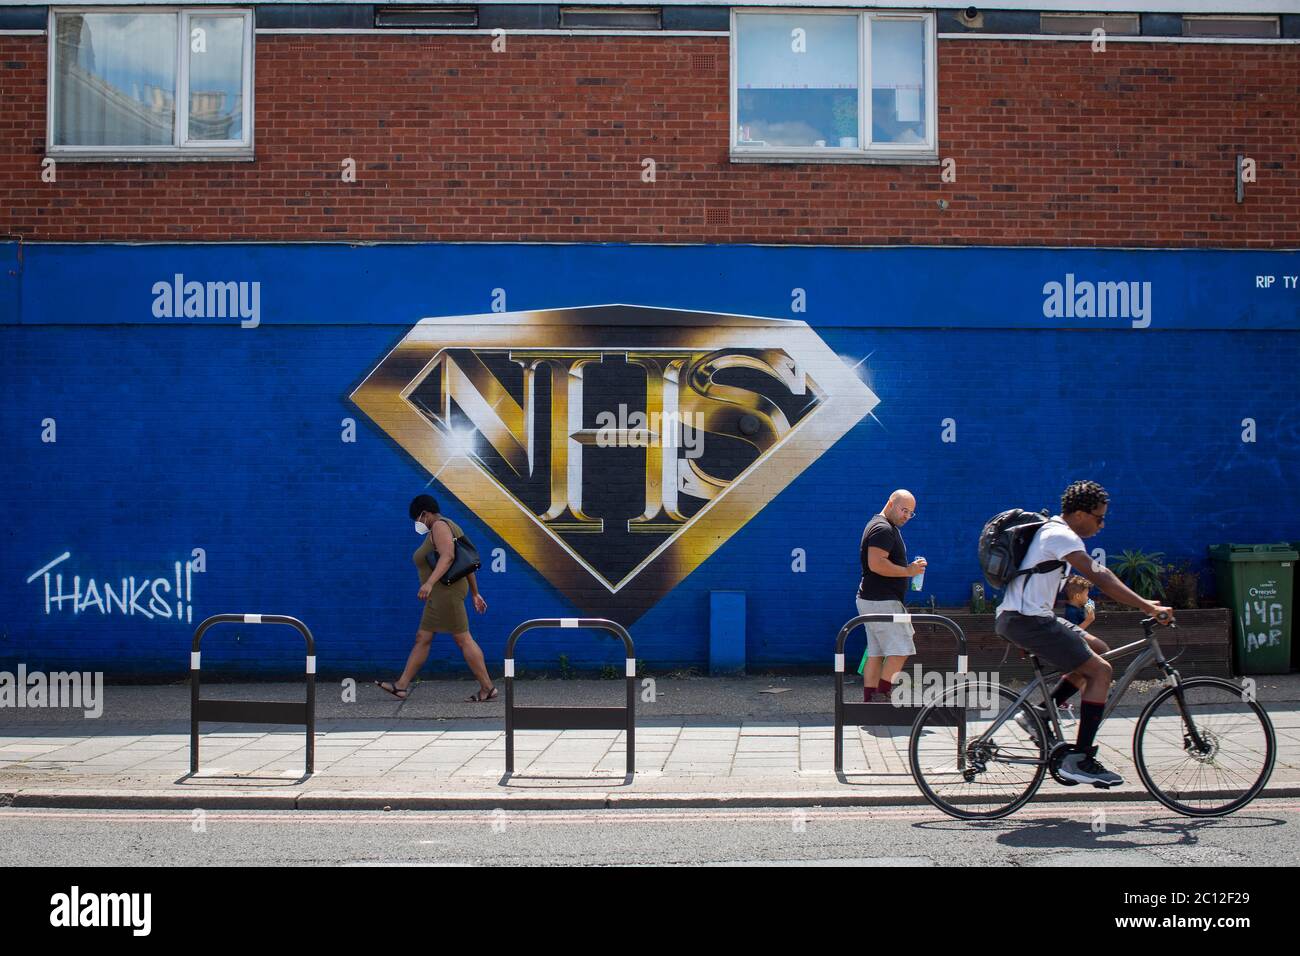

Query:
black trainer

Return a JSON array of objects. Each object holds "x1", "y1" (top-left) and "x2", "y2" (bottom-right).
[{"x1": 1058, "y1": 746, "x2": 1124, "y2": 788}]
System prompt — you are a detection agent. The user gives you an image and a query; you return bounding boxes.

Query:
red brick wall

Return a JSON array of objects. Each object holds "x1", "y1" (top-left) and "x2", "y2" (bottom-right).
[{"x1": 2, "y1": 33, "x2": 1297, "y2": 245}]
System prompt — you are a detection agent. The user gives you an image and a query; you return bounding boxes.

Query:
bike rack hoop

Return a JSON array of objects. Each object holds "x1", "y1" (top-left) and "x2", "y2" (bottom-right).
[
  {"x1": 190, "y1": 613, "x2": 317, "y2": 775},
  {"x1": 504, "y1": 617, "x2": 636, "y2": 775},
  {"x1": 833, "y1": 613, "x2": 969, "y2": 774}
]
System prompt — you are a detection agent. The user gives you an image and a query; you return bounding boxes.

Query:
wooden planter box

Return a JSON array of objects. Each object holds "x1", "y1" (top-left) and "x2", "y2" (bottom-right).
[{"x1": 900, "y1": 608, "x2": 1232, "y2": 679}]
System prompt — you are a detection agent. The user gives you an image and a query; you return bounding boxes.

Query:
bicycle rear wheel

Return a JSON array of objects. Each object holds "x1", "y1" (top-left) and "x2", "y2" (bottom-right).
[
  {"x1": 909, "y1": 681, "x2": 1047, "y2": 820},
  {"x1": 1133, "y1": 677, "x2": 1276, "y2": 817}
]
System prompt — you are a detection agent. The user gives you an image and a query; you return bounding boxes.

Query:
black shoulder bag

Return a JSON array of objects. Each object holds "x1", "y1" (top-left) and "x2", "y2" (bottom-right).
[{"x1": 425, "y1": 521, "x2": 483, "y2": 585}]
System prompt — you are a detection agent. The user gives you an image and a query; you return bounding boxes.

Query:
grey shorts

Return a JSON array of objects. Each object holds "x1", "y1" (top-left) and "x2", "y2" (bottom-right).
[
  {"x1": 856, "y1": 598, "x2": 916, "y2": 658},
  {"x1": 995, "y1": 611, "x2": 1093, "y2": 673}
]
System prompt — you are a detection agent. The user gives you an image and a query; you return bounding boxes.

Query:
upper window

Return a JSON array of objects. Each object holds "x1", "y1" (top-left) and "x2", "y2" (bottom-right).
[
  {"x1": 375, "y1": 6, "x2": 478, "y2": 28},
  {"x1": 560, "y1": 7, "x2": 662, "y2": 30},
  {"x1": 48, "y1": 8, "x2": 253, "y2": 159},
  {"x1": 1182, "y1": 16, "x2": 1280, "y2": 39},
  {"x1": 732, "y1": 9, "x2": 936, "y2": 162},
  {"x1": 1040, "y1": 14, "x2": 1139, "y2": 36}
]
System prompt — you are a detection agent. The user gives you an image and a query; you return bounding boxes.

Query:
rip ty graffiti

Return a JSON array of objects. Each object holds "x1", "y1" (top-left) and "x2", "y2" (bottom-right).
[{"x1": 26, "y1": 552, "x2": 196, "y2": 622}]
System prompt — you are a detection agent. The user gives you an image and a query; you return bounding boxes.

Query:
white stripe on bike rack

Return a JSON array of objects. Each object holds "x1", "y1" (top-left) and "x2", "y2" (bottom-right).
[
  {"x1": 957, "y1": 655, "x2": 968, "y2": 674},
  {"x1": 190, "y1": 652, "x2": 201, "y2": 670},
  {"x1": 560, "y1": 618, "x2": 579, "y2": 628},
  {"x1": 504, "y1": 659, "x2": 515, "y2": 677},
  {"x1": 244, "y1": 613, "x2": 262, "y2": 624},
  {"x1": 834, "y1": 653, "x2": 845, "y2": 673},
  {"x1": 625, "y1": 659, "x2": 636, "y2": 677},
  {"x1": 306, "y1": 656, "x2": 316, "y2": 675},
  {"x1": 892, "y1": 613, "x2": 911, "y2": 623}
]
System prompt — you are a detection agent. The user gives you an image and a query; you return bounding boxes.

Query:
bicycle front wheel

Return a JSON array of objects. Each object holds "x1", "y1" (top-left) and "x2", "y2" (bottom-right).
[
  {"x1": 909, "y1": 681, "x2": 1047, "y2": 820},
  {"x1": 1133, "y1": 677, "x2": 1276, "y2": 817}
]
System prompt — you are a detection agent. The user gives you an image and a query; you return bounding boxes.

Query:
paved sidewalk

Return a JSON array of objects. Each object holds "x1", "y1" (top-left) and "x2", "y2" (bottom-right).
[{"x1": 2, "y1": 677, "x2": 1298, "y2": 809}]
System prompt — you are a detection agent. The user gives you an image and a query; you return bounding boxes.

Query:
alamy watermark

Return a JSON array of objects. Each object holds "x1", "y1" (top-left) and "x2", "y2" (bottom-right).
[
  {"x1": 50, "y1": 886, "x2": 150, "y2": 936},
  {"x1": 594, "y1": 404, "x2": 705, "y2": 459},
  {"x1": 1042, "y1": 273, "x2": 1151, "y2": 329},
  {"x1": 1, "y1": 664, "x2": 104, "y2": 718},
  {"x1": 151, "y1": 273, "x2": 261, "y2": 328},
  {"x1": 888, "y1": 665, "x2": 999, "y2": 714}
]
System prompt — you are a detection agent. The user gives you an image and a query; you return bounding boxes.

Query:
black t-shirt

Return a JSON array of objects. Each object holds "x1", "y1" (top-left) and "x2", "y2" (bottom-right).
[{"x1": 858, "y1": 513, "x2": 908, "y2": 602}]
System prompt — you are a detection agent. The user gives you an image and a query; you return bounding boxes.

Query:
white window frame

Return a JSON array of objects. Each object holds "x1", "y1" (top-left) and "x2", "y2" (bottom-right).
[
  {"x1": 47, "y1": 6, "x2": 255, "y2": 161},
  {"x1": 1039, "y1": 12, "x2": 1141, "y2": 36},
  {"x1": 559, "y1": 7, "x2": 663, "y2": 31},
  {"x1": 730, "y1": 7, "x2": 937, "y2": 165},
  {"x1": 1182, "y1": 15, "x2": 1280, "y2": 39}
]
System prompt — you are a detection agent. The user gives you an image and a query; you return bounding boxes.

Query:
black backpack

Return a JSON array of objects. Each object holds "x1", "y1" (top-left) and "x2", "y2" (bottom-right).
[{"x1": 978, "y1": 509, "x2": 1066, "y2": 589}]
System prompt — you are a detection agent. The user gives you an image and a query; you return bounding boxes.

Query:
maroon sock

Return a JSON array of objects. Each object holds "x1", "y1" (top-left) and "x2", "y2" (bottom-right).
[{"x1": 877, "y1": 678, "x2": 895, "y2": 698}]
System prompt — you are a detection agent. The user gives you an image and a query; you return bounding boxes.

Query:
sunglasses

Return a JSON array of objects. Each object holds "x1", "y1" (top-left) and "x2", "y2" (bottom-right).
[{"x1": 1088, "y1": 511, "x2": 1107, "y2": 525}]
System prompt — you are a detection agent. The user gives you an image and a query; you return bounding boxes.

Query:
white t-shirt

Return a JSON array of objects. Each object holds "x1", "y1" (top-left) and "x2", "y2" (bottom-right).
[{"x1": 996, "y1": 516, "x2": 1087, "y2": 618}]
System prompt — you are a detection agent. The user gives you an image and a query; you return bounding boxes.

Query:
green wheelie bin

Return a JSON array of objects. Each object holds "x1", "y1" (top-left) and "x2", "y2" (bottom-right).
[
  {"x1": 1210, "y1": 543, "x2": 1297, "y2": 675},
  {"x1": 1292, "y1": 541, "x2": 1300, "y2": 670}
]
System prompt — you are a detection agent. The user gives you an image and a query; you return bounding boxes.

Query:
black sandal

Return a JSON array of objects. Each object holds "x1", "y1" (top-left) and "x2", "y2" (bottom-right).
[
  {"x1": 466, "y1": 686, "x2": 499, "y2": 702},
  {"x1": 375, "y1": 680, "x2": 410, "y2": 701}
]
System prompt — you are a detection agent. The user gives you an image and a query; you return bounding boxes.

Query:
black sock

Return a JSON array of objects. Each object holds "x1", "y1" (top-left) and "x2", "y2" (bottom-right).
[
  {"x1": 1052, "y1": 680, "x2": 1079, "y2": 708},
  {"x1": 1076, "y1": 701, "x2": 1105, "y2": 751}
]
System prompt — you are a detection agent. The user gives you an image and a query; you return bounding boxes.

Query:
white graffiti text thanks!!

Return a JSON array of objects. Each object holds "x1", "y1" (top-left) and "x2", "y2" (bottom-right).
[{"x1": 26, "y1": 553, "x2": 196, "y2": 623}]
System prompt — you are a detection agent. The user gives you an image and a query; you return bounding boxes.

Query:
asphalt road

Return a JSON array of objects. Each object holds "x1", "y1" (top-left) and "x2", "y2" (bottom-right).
[{"x1": 4, "y1": 799, "x2": 1298, "y2": 867}]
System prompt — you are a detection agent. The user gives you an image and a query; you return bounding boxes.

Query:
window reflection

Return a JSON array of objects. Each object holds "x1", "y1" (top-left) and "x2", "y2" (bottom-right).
[
  {"x1": 54, "y1": 13, "x2": 176, "y2": 147},
  {"x1": 733, "y1": 12, "x2": 933, "y2": 154},
  {"x1": 736, "y1": 14, "x2": 859, "y2": 149},
  {"x1": 871, "y1": 20, "x2": 927, "y2": 145},
  {"x1": 188, "y1": 16, "x2": 245, "y2": 142}
]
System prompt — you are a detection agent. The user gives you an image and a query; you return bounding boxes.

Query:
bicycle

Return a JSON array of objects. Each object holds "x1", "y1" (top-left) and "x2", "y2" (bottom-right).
[{"x1": 908, "y1": 616, "x2": 1277, "y2": 820}]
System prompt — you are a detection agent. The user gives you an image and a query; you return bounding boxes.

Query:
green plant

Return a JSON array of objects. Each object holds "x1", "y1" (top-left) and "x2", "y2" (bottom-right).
[
  {"x1": 558, "y1": 653, "x2": 573, "y2": 680},
  {"x1": 927, "y1": 595, "x2": 938, "y2": 612},
  {"x1": 599, "y1": 663, "x2": 619, "y2": 680},
  {"x1": 1111, "y1": 549, "x2": 1167, "y2": 600},
  {"x1": 969, "y1": 583, "x2": 991, "y2": 614},
  {"x1": 1163, "y1": 561, "x2": 1201, "y2": 609}
]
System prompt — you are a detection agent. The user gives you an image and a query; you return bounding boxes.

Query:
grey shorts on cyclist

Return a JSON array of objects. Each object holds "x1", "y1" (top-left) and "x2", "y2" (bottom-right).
[{"x1": 995, "y1": 612, "x2": 1094, "y2": 674}]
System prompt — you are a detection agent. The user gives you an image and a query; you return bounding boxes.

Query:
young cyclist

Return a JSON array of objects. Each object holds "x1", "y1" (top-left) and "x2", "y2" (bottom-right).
[
  {"x1": 996, "y1": 480, "x2": 1174, "y2": 787},
  {"x1": 1045, "y1": 575, "x2": 1105, "y2": 724}
]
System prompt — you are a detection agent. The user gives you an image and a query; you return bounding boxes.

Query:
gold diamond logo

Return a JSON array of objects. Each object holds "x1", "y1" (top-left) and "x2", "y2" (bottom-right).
[{"x1": 351, "y1": 304, "x2": 878, "y2": 623}]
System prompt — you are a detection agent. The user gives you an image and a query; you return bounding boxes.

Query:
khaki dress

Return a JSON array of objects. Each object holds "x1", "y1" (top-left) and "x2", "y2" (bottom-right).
[{"x1": 413, "y1": 517, "x2": 470, "y2": 633}]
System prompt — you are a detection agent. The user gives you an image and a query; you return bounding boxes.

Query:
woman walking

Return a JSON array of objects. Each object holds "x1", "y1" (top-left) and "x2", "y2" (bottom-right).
[{"x1": 375, "y1": 494, "x2": 497, "y2": 702}]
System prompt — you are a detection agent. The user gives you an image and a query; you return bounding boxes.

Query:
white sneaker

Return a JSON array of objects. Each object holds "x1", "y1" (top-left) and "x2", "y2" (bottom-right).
[
  {"x1": 1055, "y1": 702, "x2": 1076, "y2": 729},
  {"x1": 1014, "y1": 706, "x2": 1045, "y2": 746}
]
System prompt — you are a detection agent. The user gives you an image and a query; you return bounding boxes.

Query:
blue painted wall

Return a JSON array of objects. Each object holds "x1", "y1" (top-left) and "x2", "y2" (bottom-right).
[{"x1": 3, "y1": 242, "x2": 1298, "y2": 678}]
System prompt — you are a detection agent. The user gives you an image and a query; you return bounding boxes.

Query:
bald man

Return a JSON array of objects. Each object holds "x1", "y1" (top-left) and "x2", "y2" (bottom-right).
[{"x1": 856, "y1": 490, "x2": 928, "y2": 702}]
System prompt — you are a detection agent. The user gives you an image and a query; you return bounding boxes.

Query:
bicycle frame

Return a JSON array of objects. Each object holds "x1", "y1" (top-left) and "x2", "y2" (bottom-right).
[
  {"x1": 973, "y1": 622, "x2": 1177, "y2": 763},
  {"x1": 916, "y1": 615, "x2": 1273, "y2": 819}
]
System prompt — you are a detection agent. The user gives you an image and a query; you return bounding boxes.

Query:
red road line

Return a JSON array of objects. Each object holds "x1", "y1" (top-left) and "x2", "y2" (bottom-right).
[{"x1": 2, "y1": 801, "x2": 1298, "y2": 826}]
